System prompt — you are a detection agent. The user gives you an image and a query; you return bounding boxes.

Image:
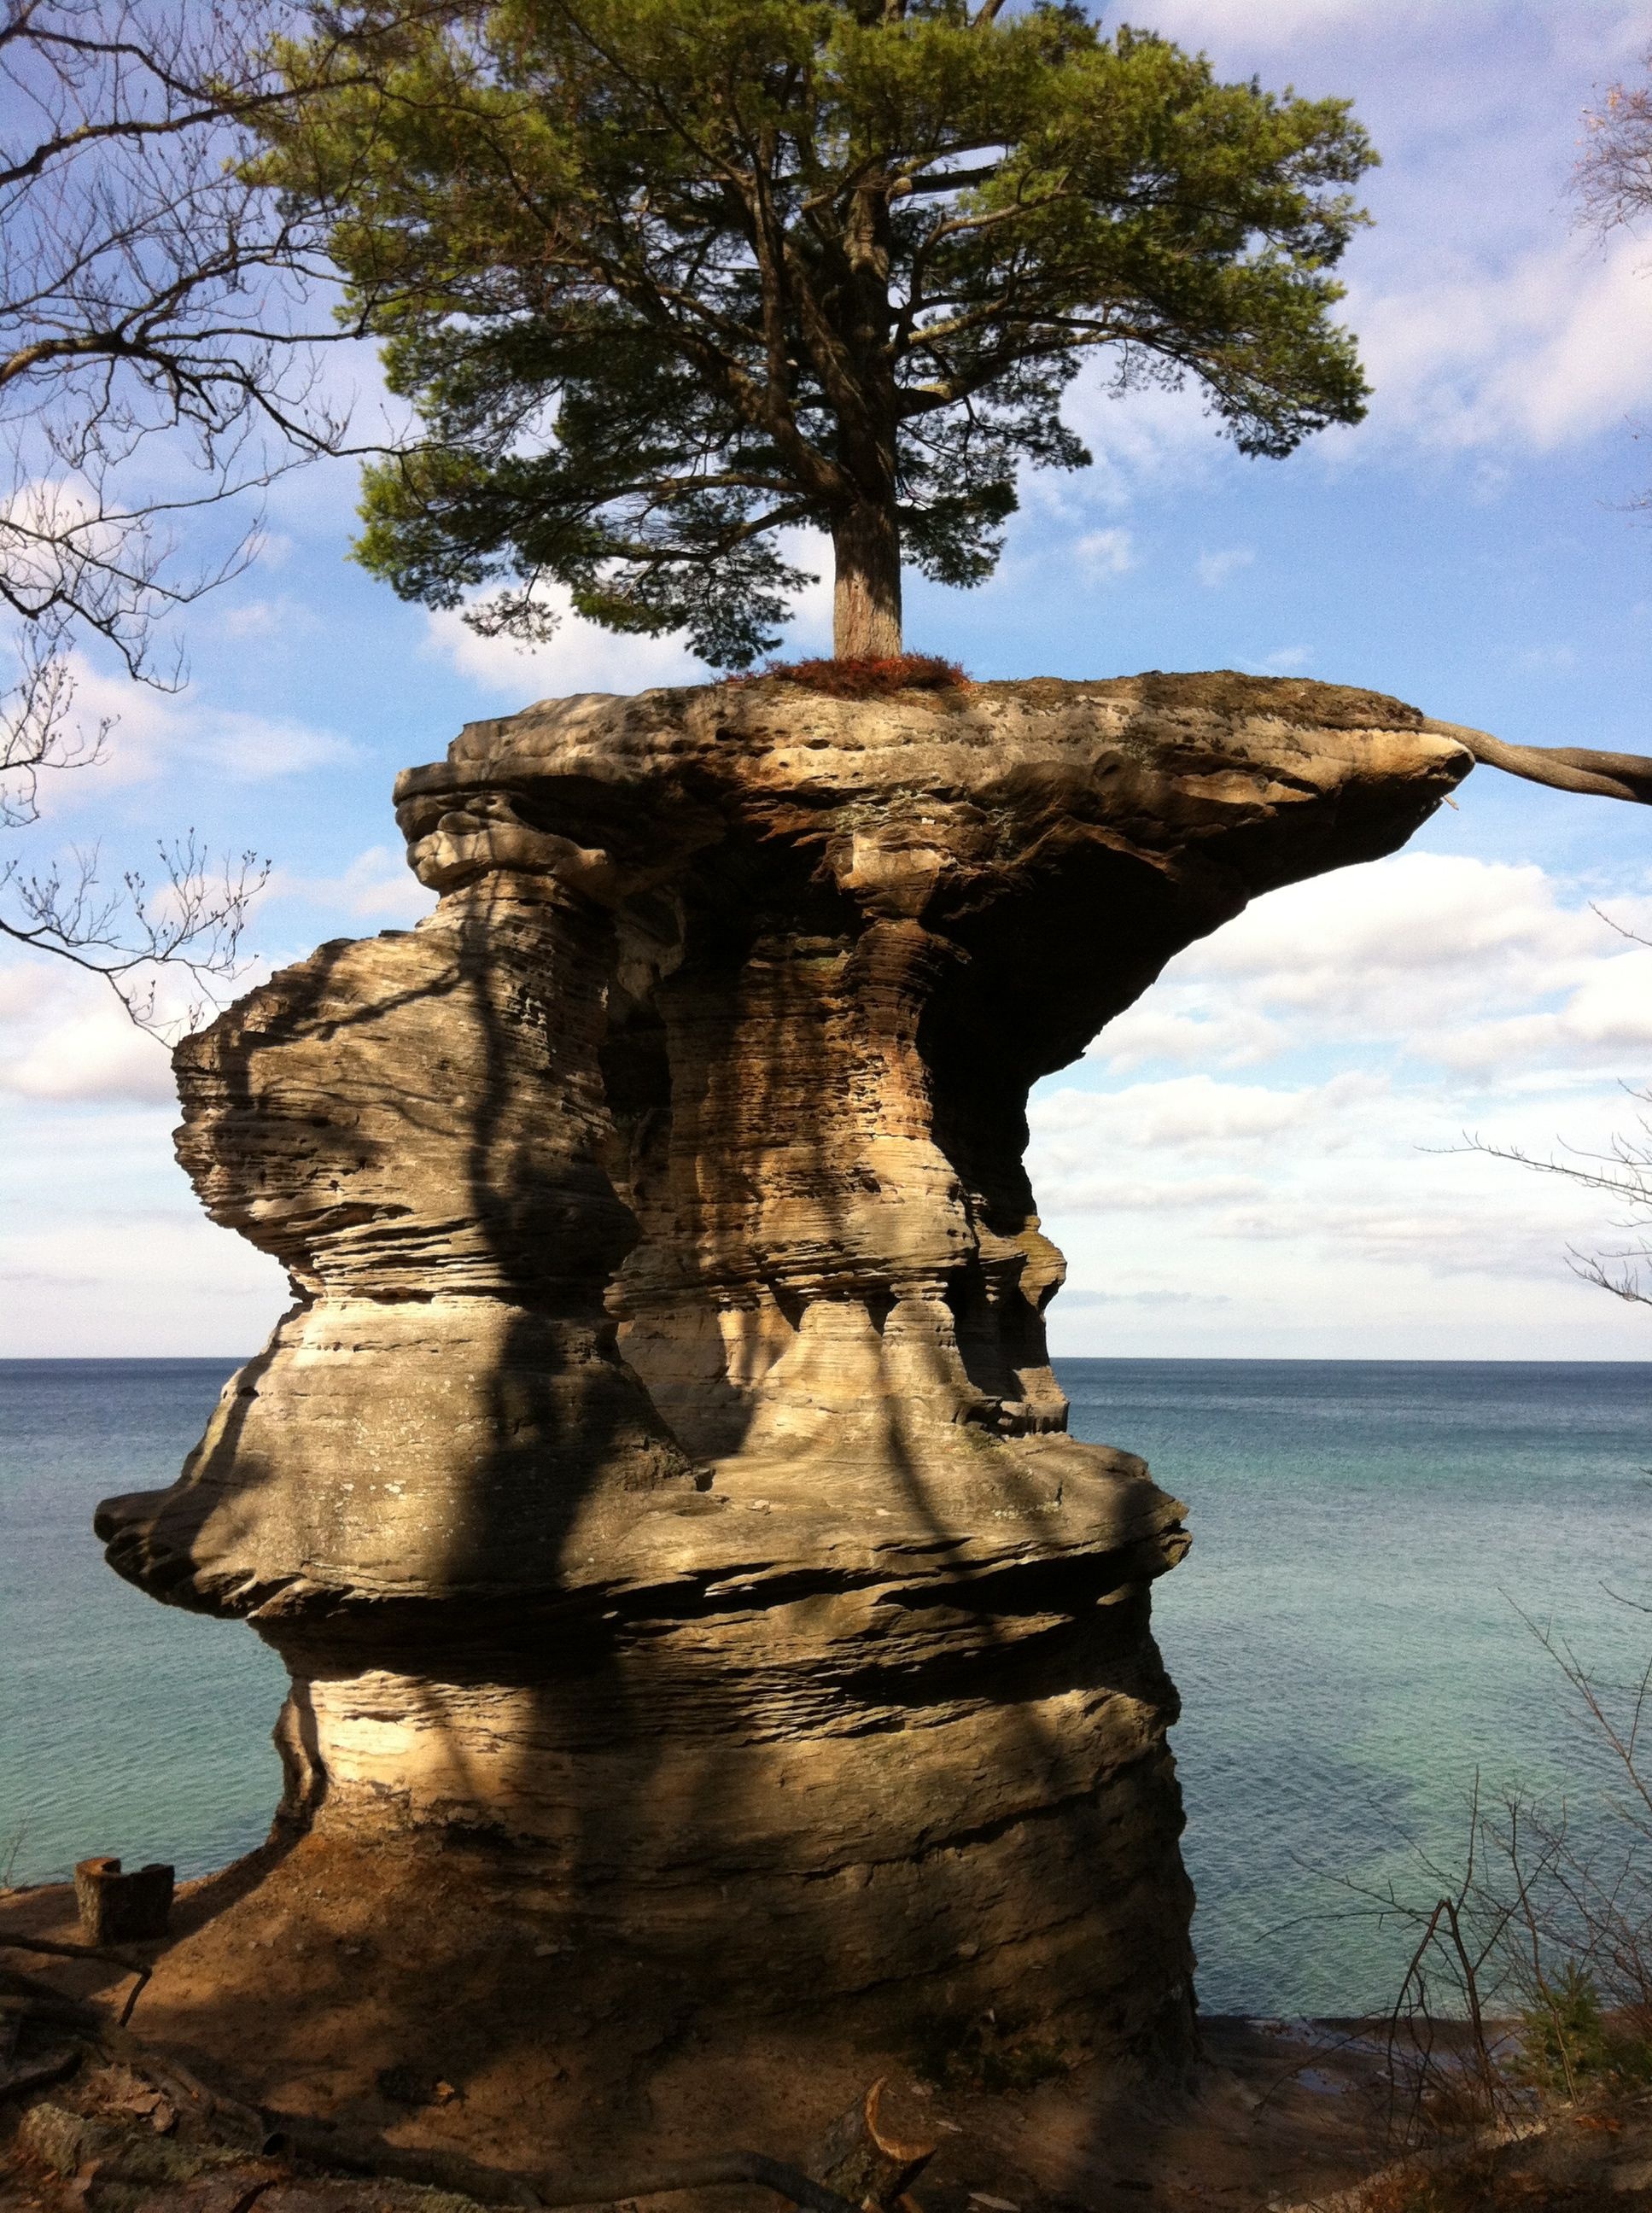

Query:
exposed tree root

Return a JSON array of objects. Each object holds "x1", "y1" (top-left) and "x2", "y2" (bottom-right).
[{"x1": 1425, "y1": 719, "x2": 1652, "y2": 806}]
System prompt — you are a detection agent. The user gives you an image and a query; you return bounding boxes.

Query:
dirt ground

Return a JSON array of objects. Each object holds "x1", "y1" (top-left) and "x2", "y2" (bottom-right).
[{"x1": 5, "y1": 1844, "x2": 1647, "y2": 2213}]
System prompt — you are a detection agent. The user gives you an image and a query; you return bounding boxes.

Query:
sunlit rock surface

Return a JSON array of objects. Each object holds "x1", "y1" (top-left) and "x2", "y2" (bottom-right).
[{"x1": 97, "y1": 673, "x2": 1471, "y2": 2068}]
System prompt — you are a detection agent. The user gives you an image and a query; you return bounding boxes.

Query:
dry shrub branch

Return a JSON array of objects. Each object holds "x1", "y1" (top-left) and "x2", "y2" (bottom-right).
[{"x1": 1331, "y1": 1597, "x2": 1652, "y2": 2161}]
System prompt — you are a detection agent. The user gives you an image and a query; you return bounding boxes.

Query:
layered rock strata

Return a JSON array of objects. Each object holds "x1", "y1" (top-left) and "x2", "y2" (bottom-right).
[{"x1": 97, "y1": 674, "x2": 1472, "y2": 2066}]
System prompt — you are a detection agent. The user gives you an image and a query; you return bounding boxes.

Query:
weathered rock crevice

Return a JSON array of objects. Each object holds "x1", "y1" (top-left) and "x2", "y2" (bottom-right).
[{"x1": 95, "y1": 672, "x2": 1472, "y2": 2074}]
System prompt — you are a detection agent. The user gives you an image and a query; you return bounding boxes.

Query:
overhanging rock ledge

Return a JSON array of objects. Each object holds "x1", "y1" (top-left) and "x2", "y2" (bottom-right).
[{"x1": 96, "y1": 673, "x2": 1471, "y2": 2075}]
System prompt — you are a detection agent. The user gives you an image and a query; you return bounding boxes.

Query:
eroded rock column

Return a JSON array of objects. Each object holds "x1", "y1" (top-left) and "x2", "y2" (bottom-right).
[{"x1": 97, "y1": 674, "x2": 1472, "y2": 2065}]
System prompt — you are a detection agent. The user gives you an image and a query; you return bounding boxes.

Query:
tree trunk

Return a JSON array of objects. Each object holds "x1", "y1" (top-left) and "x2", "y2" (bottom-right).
[{"x1": 832, "y1": 500, "x2": 902, "y2": 659}]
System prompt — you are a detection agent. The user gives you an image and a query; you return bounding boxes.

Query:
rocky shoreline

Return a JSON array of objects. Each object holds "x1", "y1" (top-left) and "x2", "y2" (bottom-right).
[
  {"x1": 11, "y1": 1863, "x2": 1650, "y2": 2213},
  {"x1": 0, "y1": 1862, "x2": 1432, "y2": 2213}
]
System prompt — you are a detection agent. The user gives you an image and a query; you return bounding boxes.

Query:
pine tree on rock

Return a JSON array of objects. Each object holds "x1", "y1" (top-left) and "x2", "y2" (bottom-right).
[{"x1": 266, "y1": 0, "x2": 1376, "y2": 663}]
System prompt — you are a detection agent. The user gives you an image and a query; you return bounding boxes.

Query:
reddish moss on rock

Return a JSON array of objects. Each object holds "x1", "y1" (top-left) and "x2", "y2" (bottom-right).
[{"x1": 729, "y1": 653, "x2": 969, "y2": 698}]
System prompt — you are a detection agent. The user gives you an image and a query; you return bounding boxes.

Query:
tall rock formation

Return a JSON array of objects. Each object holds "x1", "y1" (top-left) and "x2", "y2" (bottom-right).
[{"x1": 96, "y1": 674, "x2": 1471, "y2": 2073}]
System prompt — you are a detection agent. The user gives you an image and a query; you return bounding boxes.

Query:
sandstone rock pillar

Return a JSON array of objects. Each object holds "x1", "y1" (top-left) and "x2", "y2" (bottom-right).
[{"x1": 96, "y1": 674, "x2": 1471, "y2": 2070}]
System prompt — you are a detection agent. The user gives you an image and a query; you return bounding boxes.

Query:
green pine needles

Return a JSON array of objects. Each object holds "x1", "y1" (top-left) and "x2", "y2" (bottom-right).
[{"x1": 264, "y1": 1, "x2": 1377, "y2": 664}]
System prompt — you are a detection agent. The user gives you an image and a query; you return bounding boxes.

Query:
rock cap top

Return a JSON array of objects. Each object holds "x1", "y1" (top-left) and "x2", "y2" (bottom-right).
[{"x1": 392, "y1": 672, "x2": 1469, "y2": 913}]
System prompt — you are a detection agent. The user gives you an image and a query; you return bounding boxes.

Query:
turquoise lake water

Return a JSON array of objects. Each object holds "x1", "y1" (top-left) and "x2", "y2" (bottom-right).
[{"x1": 3, "y1": 1356, "x2": 1649, "y2": 2017}]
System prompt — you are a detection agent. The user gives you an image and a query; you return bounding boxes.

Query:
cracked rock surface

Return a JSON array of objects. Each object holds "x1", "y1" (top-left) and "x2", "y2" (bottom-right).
[{"x1": 96, "y1": 673, "x2": 1470, "y2": 2071}]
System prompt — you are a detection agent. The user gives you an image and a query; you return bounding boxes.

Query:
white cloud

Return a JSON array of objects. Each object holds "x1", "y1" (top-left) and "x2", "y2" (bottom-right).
[
  {"x1": 0, "y1": 1196, "x2": 289, "y2": 1356},
  {"x1": 1085, "y1": 1002, "x2": 1284, "y2": 1071},
  {"x1": 0, "y1": 941, "x2": 254, "y2": 1106},
  {"x1": 206, "y1": 709, "x2": 356, "y2": 781},
  {"x1": 424, "y1": 602, "x2": 705, "y2": 699},
  {"x1": 773, "y1": 538, "x2": 837, "y2": 653},
  {"x1": 1074, "y1": 526, "x2": 1138, "y2": 577},
  {"x1": 0, "y1": 958, "x2": 291, "y2": 1352},
  {"x1": 13, "y1": 652, "x2": 357, "y2": 814},
  {"x1": 1058, "y1": 377, "x2": 1223, "y2": 507},
  {"x1": 5, "y1": 1008, "x2": 176, "y2": 1103},
  {"x1": 212, "y1": 596, "x2": 323, "y2": 643},
  {"x1": 1200, "y1": 854, "x2": 1607, "y2": 984},
  {"x1": 267, "y1": 844, "x2": 435, "y2": 928},
  {"x1": 1444, "y1": 954, "x2": 1652, "y2": 1073},
  {"x1": 1139, "y1": 2, "x2": 1637, "y2": 66},
  {"x1": 1089, "y1": 852, "x2": 1652, "y2": 1083},
  {"x1": 0, "y1": 966, "x2": 178, "y2": 1104},
  {"x1": 1035, "y1": 1071, "x2": 1375, "y2": 1153},
  {"x1": 1197, "y1": 546, "x2": 1256, "y2": 588},
  {"x1": 992, "y1": 5, "x2": 1652, "y2": 528},
  {"x1": 1030, "y1": 1051, "x2": 1641, "y2": 1357},
  {"x1": 1356, "y1": 230, "x2": 1652, "y2": 453},
  {"x1": 1228, "y1": 645, "x2": 1315, "y2": 674},
  {"x1": 1030, "y1": 848, "x2": 1652, "y2": 1356},
  {"x1": 1046, "y1": 1171, "x2": 1270, "y2": 1212},
  {"x1": 216, "y1": 601, "x2": 281, "y2": 639}
]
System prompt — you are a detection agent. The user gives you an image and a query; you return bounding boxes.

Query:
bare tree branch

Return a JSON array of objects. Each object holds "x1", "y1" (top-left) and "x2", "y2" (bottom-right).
[
  {"x1": 1576, "y1": 49, "x2": 1652, "y2": 237},
  {"x1": 1456, "y1": 1031, "x2": 1652, "y2": 1309},
  {"x1": 0, "y1": 832, "x2": 268, "y2": 1033},
  {"x1": 0, "y1": 0, "x2": 357, "y2": 1019}
]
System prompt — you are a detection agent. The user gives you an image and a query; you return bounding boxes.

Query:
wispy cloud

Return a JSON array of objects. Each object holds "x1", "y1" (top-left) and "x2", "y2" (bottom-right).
[
  {"x1": 0, "y1": 966, "x2": 178, "y2": 1104},
  {"x1": 423, "y1": 601, "x2": 704, "y2": 699},
  {"x1": 266, "y1": 843, "x2": 435, "y2": 928},
  {"x1": 1089, "y1": 851, "x2": 1652, "y2": 1082},
  {"x1": 1030, "y1": 846, "x2": 1652, "y2": 1354},
  {"x1": 1197, "y1": 546, "x2": 1256, "y2": 588},
  {"x1": 25, "y1": 654, "x2": 357, "y2": 815},
  {"x1": 1075, "y1": 526, "x2": 1138, "y2": 577},
  {"x1": 1354, "y1": 230, "x2": 1652, "y2": 454}
]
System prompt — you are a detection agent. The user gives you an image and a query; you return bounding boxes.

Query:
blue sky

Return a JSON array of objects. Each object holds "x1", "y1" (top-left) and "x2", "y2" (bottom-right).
[{"x1": 4, "y1": 0, "x2": 1652, "y2": 1358}]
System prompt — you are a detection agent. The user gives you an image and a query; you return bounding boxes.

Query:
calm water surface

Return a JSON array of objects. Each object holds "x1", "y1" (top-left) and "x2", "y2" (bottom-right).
[
  {"x1": 0, "y1": 1360, "x2": 281, "y2": 1889},
  {"x1": 3, "y1": 1356, "x2": 1649, "y2": 2016},
  {"x1": 1064, "y1": 1358, "x2": 1652, "y2": 2012}
]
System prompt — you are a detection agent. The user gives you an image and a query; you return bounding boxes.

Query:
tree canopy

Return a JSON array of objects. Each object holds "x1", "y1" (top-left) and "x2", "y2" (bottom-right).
[{"x1": 264, "y1": 0, "x2": 1377, "y2": 663}]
